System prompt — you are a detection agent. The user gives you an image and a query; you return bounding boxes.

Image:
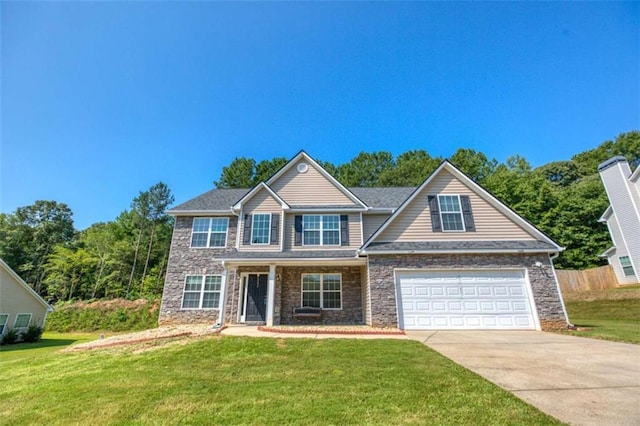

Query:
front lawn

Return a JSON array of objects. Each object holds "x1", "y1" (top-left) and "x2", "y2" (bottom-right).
[
  {"x1": 0, "y1": 333, "x2": 560, "y2": 425},
  {"x1": 564, "y1": 297, "x2": 640, "y2": 344}
]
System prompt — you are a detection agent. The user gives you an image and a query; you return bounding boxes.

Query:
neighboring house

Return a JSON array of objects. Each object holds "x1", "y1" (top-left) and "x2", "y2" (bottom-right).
[
  {"x1": 0, "y1": 259, "x2": 53, "y2": 336},
  {"x1": 159, "y1": 151, "x2": 568, "y2": 331},
  {"x1": 598, "y1": 156, "x2": 640, "y2": 285}
]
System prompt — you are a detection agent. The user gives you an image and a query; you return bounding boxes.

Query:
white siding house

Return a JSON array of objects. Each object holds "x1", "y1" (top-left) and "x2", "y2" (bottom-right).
[{"x1": 598, "y1": 156, "x2": 640, "y2": 285}]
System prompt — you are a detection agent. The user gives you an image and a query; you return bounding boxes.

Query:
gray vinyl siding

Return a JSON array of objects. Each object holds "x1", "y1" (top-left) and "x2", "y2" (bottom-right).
[
  {"x1": 239, "y1": 189, "x2": 282, "y2": 252},
  {"x1": 377, "y1": 169, "x2": 534, "y2": 242},
  {"x1": 270, "y1": 160, "x2": 358, "y2": 206},
  {"x1": 283, "y1": 212, "x2": 362, "y2": 250},
  {"x1": 363, "y1": 213, "x2": 391, "y2": 242},
  {"x1": 600, "y1": 162, "x2": 640, "y2": 283},
  {"x1": 606, "y1": 215, "x2": 637, "y2": 284}
]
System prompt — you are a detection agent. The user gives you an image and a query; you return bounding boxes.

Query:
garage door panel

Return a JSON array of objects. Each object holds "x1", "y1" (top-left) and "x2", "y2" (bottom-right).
[{"x1": 397, "y1": 270, "x2": 535, "y2": 330}]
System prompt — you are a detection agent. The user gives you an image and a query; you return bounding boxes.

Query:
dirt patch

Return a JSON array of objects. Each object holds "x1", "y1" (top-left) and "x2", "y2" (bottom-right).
[
  {"x1": 61, "y1": 298, "x2": 160, "y2": 312},
  {"x1": 563, "y1": 287, "x2": 640, "y2": 302},
  {"x1": 64, "y1": 325, "x2": 222, "y2": 353}
]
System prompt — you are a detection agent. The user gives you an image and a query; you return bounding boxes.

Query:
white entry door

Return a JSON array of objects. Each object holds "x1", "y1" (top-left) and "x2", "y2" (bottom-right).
[{"x1": 396, "y1": 270, "x2": 537, "y2": 330}]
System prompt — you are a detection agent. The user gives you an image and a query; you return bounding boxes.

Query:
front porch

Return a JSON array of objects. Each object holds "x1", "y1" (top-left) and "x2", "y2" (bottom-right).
[{"x1": 223, "y1": 263, "x2": 367, "y2": 327}]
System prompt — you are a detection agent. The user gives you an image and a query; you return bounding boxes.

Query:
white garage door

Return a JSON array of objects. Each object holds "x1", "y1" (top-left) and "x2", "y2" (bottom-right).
[{"x1": 396, "y1": 270, "x2": 536, "y2": 330}]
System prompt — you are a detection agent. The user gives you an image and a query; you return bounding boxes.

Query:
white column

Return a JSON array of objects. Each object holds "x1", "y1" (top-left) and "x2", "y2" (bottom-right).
[{"x1": 266, "y1": 264, "x2": 276, "y2": 326}]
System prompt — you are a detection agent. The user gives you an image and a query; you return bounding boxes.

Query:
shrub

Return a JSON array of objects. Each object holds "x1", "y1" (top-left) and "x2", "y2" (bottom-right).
[
  {"x1": 1, "y1": 328, "x2": 19, "y2": 345},
  {"x1": 21, "y1": 325, "x2": 43, "y2": 343}
]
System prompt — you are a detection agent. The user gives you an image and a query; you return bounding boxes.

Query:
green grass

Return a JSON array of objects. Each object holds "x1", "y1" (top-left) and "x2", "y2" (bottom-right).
[
  {"x1": 0, "y1": 334, "x2": 560, "y2": 425},
  {"x1": 46, "y1": 299, "x2": 159, "y2": 332},
  {"x1": 565, "y1": 297, "x2": 640, "y2": 344}
]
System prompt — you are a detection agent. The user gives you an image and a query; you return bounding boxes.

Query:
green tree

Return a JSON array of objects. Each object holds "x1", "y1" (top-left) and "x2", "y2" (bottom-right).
[
  {"x1": 379, "y1": 150, "x2": 441, "y2": 186},
  {"x1": 214, "y1": 157, "x2": 256, "y2": 188},
  {"x1": 337, "y1": 151, "x2": 395, "y2": 187},
  {"x1": 254, "y1": 157, "x2": 288, "y2": 183},
  {"x1": 449, "y1": 148, "x2": 497, "y2": 184},
  {"x1": 140, "y1": 182, "x2": 174, "y2": 291}
]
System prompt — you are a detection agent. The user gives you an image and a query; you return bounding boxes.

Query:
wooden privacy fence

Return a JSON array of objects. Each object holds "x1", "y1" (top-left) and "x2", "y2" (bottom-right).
[{"x1": 556, "y1": 265, "x2": 618, "y2": 292}]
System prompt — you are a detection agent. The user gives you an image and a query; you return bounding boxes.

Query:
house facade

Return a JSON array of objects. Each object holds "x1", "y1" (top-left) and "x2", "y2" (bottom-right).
[
  {"x1": 598, "y1": 156, "x2": 640, "y2": 285},
  {"x1": 0, "y1": 259, "x2": 53, "y2": 336},
  {"x1": 159, "y1": 151, "x2": 569, "y2": 331}
]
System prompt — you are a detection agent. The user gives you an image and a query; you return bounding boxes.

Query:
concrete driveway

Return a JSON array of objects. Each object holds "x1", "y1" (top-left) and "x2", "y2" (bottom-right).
[{"x1": 406, "y1": 331, "x2": 640, "y2": 425}]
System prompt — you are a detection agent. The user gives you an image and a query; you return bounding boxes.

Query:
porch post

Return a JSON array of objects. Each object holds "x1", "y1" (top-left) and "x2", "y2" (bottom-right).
[{"x1": 266, "y1": 264, "x2": 276, "y2": 327}]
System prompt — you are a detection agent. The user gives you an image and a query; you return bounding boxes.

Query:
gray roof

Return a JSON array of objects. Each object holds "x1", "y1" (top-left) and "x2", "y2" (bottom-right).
[
  {"x1": 350, "y1": 187, "x2": 416, "y2": 209},
  {"x1": 170, "y1": 188, "x2": 249, "y2": 212},
  {"x1": 169, "y1": 186, "x2": 417, "y2": 213},
  {"x1": 364, "y1": 240, "x2": 558, "y2": 252},
  {"x1": 218, "y1": 250, "x2": 359, "y2": 260}
]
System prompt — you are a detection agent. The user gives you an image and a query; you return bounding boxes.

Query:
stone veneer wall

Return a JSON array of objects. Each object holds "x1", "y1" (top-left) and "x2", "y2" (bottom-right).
[
  {"x1": 367, "y1": 253, "x2": 568, "y2": 331},
  {"x1": 158, "y1": 216, "x2": 238, "y2": 325},
  {"x1": 279, "y1": 266, "x2": 365, "y2": 325}
]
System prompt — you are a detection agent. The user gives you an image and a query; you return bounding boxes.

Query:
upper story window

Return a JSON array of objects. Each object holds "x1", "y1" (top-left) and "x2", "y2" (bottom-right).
[
  {"x1": 191, "y1": 217, "x2": 229, "y2": 248},
  {"x1": 251, "y1": 213, "x2": 271, "y2": 245},
  {"x1": 620, "y1": 256, "x2": 636, "y2": 277},
  {"x1": 303, "y1": 215, "x2": 340, "y2": 245},
  {"x1": 438, "y1": 195, "x2": 465, "y2": 232}
]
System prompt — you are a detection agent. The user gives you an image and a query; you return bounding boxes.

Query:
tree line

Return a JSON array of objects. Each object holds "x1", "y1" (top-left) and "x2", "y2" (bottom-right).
[{"x1": 0, "y1": 131, "x2": 637, "y2": 302}]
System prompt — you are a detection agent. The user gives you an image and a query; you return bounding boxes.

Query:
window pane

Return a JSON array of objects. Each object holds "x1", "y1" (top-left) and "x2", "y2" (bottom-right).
[
  {"x1": 620, "y1": 256, "x2": 631, "y2": 266},
  {"x1": 193, "y1": 218, "x2": 211, "y2": 232},
  {"x1": 302, "y1": 292, "x2": 321, "y2": 308},
  {"x1": 182, "y1": 293, "x2": 200, "y2": 309},
  {"x1": 323, "y1": 275, "x2": 341, "y2": 290},
  {"x1": 251, "y1": 214, "x2": 271, "y2": 244},
  {"x1": 442, "y1": 213, "x2": 464, "y2": 231},
  {"x1": 209, "y1": 233, "x2": 226, "y2": 247},
  {"x1": 323, "y1": 292, "x2": 341, "y2": 309},
  {"x1": 191, "y1": 233, "x2": 208, "y2": 247},
  {"x1": 439, "y1": 196, "x2": 461, "y2": 213},
  {"x1": 303, "y1": 215, "x2": 321, "y2": 230},
  {"x1": 14, "y1": 314, "x2": 31, "y2": 328},
  {"x1": 304, "y1": 230, "x2": 320, "y2": 245},
  {"x1": 202, "y1": 292, "x2": 220, "y2": 308},
  {"x1": 185, "y1": 276, "x2": 202, "y2": 291},
  {"x1": 302, "y1": 275, "x2": 321, "y2": 291},
  {"x1": 210, "y1": 218, "x2": 228, "y2": 232},
  {"x1": 323, "y1": 215, "x2": 340, "y2": 230},
  {"x1": 0, "y1": 314, "x2": 7, "y2": 326},
  {"x1": 204, "y1": 276, "x2": 221, "y2": 291},
  {"x1": 323, "y1": 230, "x2": 340, "y2": 245}
]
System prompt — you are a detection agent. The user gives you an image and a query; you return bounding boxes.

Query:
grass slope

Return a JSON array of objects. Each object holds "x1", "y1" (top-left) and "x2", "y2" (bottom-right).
[{"x1": 0, "y1": 334, "x2": 560, "y2": 425}]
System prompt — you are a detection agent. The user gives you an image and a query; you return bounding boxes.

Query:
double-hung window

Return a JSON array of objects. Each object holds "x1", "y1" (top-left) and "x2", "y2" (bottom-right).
[
  {"x1": 620, "y1": 256, "x2": 636, "y2": 277},
  {"x1": 438, "y1": 195, "x2": 465, "y2": 231},
  {"x1": 301, "y1": 274, "x2": 342, "y2": 309},
  {"x1": 182, "y1": 275, "x2": 222, "y2": 309},
  {"x1": 0, "y1": 314, "x2": 8, "y2": 334},
  {"x1": 303, "y1": 215, "x2": 340, "y2": 245},
  {"x1": 191, "y1": 218, "x2": 228, "y2": 248},
  {"x1": 251, "y1": 214, "x2": 271, "y2": 245},
  {"x1": 14, "y1": 313, "x2": 31, "y2": 329}
]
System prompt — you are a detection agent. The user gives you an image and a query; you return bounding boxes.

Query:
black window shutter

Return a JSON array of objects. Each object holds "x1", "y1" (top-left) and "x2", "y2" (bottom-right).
[
  {"x1": 340, "y1": 215, "x2": 349, "y2": 246},
  {"x1": 294, "y1": 215, "x2": 303, "y2": 246},
  {"x1": 243, "y1": 214, "x2": 252, "y2": 244},
  {"x1": 428, "y1": 196, "x2": 442, "y2": 232},
  {"x1": 460, "y1": 195, "x2": 476, "y2": 232},
  {"x1": 270, "y1": 213, "x2": 280, "y2": 245}
]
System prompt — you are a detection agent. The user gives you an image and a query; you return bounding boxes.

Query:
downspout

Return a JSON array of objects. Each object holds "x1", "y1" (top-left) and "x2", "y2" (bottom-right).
[{"x1": 214, "y1": 260, "x2": 228, "y2": 329}]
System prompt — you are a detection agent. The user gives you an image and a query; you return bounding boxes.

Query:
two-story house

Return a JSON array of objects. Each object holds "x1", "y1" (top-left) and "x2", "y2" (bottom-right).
[
  {"x1": 598, "y1": 156, "x2": 640, "y2": 285},
  {"x1": 159, "y1": 151, "x2": 568, "y2": 331}
]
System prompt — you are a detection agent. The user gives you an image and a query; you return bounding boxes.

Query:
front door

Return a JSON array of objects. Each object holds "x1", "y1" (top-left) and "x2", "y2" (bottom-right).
[{"x1": 245, "y1": 274, "x2": 268, "y2": 322}]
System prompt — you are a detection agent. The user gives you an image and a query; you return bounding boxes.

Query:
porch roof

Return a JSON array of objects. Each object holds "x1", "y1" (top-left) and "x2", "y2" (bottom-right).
[{"x1": 219, "y1": 250, "x2": 364, "y2": 264}]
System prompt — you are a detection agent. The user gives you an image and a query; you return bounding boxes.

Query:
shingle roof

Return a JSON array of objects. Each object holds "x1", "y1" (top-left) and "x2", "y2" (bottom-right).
[
  {"x1": 364, "y1": 240, "x2": 558, "y2": 252},
  {"x1": 169, "y1": 186, "x2": 417, "y2": 213},
  {"x1": 170, "y1": 188, "x2": 250, "y2": 212}
]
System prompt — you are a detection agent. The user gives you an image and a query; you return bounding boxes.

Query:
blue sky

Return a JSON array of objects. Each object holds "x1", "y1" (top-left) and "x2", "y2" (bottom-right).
[{"x1": 2, "y1": 2, "x2": 638, "y2": 230}]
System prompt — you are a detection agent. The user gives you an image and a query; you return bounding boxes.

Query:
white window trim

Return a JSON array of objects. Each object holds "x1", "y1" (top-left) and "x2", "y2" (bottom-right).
[
  {"x1": 620, "y1": 256, "x2": 636, "y2": 277},
  {"x1": 190, "y1": 217, "x2": 229, "y2": 248},
  {"x1": 181, "y1": 275, "x2": 223, "y2": 310},
  {"x1": 302, "y1": 214, "x2": 341, "y2": 246},
  {"x1": 438, "y1": 194, "x2": 466, "y2": 232},
  {"x1": 0, "y1": 314, "x2": 8, "y2": 334},
  {"x1": 251, "y1": 213, "x2": 272, "y2": 245},
  {"x1": 14, "y1": 313, "x2": 32, "y2": 329},
  {"x1": 300, "y1": 273, "x2": 343, "y2": 310}
]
